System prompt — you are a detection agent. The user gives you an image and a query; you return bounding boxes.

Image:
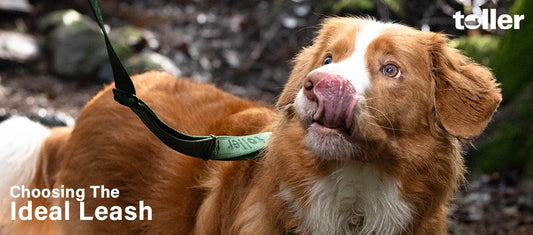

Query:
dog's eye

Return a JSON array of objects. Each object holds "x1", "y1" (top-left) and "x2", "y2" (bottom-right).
[
  {"x1": 381, "y1": 64, "x2": 401, "y2": 79},
  {"x1": 323, "y1": 56, "x2": 332, "y2": 65}
]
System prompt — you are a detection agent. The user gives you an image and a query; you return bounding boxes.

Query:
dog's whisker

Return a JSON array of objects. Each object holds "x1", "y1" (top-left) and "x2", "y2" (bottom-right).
[{"x1": 363, "y1": 106, "x2": 402, "y2": 138}]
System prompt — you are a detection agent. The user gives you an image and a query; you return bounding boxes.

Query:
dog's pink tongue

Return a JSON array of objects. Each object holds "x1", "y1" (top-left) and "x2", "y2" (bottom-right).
[{"x1": 313, "y1": 75, "x2": 359, "y2": 130}]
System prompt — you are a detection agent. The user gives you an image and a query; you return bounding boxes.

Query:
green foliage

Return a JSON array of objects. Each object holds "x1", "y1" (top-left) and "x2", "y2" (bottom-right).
[
  {"x1": 471, "y1": 89, "x2": 533, "y2": 177},
  {"x1": 472, "y1": 124, "x2": 531, "y2": 177},
  {"x1": 382, "y1": 0, "x2": 405, "y2": 18},
  {"x1": 449, "y1": 36, "x2": 500, "y2": 66},
  {"x1": 489, "y1": 0, "x2": 533, "y2": 102},
  {"x1": 466, "y1": 0, "x2": 533, "y2": 177},
  {"x1": 315, "y1": 0, "x2": 375, "y2": 15}
]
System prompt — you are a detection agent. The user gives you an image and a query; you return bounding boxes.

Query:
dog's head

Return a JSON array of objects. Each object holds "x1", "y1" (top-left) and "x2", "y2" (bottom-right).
[{"x1": 277, "y1": 17, "x2": 502, "y2": 161}]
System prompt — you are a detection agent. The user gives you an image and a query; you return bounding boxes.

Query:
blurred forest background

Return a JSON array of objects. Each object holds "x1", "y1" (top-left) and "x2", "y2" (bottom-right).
[{"x1": 0, "y1": 0, "x2": 531, "y2": 233}]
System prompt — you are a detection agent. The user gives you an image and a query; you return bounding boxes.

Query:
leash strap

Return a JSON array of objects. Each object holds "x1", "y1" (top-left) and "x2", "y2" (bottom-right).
[{"x1": 88, "y1": 0, "x2": 271, "y2": 161}]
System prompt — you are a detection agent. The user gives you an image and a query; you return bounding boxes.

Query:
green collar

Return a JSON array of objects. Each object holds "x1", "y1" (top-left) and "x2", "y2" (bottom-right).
[{"x1": 88, "y1": 0, "x2": 271, "y2": 161}]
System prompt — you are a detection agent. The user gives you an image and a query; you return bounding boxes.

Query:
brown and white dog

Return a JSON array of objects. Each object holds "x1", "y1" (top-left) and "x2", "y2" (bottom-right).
[{"x1": 0, "y1": 17, "x2": 501, "y2": 234}]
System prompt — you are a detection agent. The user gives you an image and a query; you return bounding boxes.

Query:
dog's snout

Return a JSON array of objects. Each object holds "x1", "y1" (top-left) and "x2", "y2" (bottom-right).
[
  {"x1": 303, "y1": 72, "x2": 322, "y2": 101},
  {"x1": 303, "y1": 72, "x2": 359, "y2": 129},
  {"x1": 304, "y1": 72, "x2": 354, "y2": 101}
]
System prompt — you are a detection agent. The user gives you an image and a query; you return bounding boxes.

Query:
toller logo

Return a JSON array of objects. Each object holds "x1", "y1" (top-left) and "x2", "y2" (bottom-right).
[{"x1": 453, "y1": 9, "x2": 524, "y2": 30}]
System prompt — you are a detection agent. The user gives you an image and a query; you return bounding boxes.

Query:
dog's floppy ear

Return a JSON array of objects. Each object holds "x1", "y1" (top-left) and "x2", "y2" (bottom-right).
[{"x1": 430, "y1": 33, "x2": 502, "y2": 139}]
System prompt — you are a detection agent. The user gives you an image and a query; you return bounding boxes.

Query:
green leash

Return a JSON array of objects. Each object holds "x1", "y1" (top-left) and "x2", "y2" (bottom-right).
[{"x1": 88, "y1": 0, "x2": 271, "y2": 161}]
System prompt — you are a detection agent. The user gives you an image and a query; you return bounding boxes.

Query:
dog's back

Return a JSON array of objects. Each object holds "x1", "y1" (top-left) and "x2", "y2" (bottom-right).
[{"x1": 0, "y1": 71, "x2": 278, "y2": 234}]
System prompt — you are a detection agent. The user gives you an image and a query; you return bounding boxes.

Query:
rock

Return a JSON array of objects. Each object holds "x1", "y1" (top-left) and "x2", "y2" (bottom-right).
[
  {"x1": 123, "y1": 51, "x2": 182, "y2": 77},
  {"x1": 110, "y1": 25, "x2": 160, "y2": 50},
  {"x1": 222, "y1": 49, "x2": 241, "y2": 68},
  {"x1": 47, "y1": 19, "x2": 108, "y2": 78},
  {"x1": 0, "y1": 30, "x2": 40, "y2": 63},
  {"x1": 0, "y1": 0, "x2": 33, "y2": 14},
  {"x1": 140, "y1": 30, "x2": 160, "y2": 50},
  {"x1": 110, "y1": 25, "x2": 144, "y2": 47},
  {"x1": 37, "y1": 9, "x2": 83, "y2": 32},
  {"x1": 294, "y1": 4, "x2": 311, "y2": 17},
  {"x1": 28, "y1": 112, "x2": 75, "y2": 127},
  {"x1": 502, "y1": 206, "x2": 518, "y2": 216},
  {"x1": 281, "y1": 15, "x2": 299, "y2": 29},
  {"x1": 40, "y1": 10, "x2": 130, "y2": 80}
]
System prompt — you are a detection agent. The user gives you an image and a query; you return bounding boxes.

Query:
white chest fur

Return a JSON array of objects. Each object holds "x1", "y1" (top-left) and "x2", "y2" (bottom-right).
[{"x1": 279, "y1": 162, "x2": 412, "y2": 235}]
